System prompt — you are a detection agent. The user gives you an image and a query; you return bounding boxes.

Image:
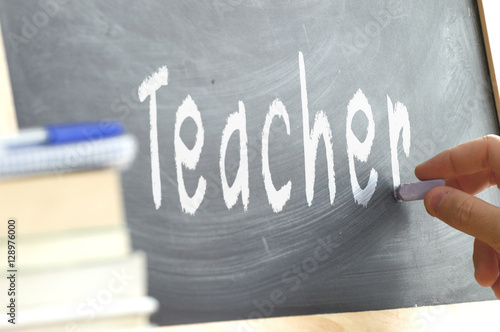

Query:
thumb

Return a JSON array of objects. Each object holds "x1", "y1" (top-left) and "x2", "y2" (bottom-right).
[{"x1": 424, "y1": 186, "x2": 500, "y2": 253}]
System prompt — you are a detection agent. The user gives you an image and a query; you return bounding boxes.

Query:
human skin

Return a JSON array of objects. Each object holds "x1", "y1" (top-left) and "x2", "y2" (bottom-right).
[{"x1": 415, "y1": 135, "x2": 500, "y2": 299}]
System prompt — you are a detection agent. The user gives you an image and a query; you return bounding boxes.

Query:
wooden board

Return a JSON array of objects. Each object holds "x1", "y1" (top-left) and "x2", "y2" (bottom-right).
[
  {"x1": 157, "y1": 300, "x2": 500, "y2": 331},
  {"x1": 478, "y1": 0, "x2": 500, "y2": 124}
]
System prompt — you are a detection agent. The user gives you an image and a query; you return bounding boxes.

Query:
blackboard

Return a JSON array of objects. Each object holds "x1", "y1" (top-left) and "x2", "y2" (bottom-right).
[{"x1": 1, "y1": 0, "x2": 499, "y2": 326}]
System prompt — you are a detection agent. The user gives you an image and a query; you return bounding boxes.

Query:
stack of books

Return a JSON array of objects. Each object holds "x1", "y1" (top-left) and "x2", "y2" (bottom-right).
[{"x1": 0, "y1": 122, "x2": 158, "y2": 331}]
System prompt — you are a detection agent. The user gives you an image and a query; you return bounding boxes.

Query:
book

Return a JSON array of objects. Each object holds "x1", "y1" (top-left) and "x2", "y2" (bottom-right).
[
  {"x1": 0, "y1": 168, "x2": 125, "y2": 235},
  {"x1": 0, "y1": 296, "x2": 158, "y2": 331},
  {"x1": 0, "y1": 252, "x2": 147, "y2": 309},
  {"x1": 0, "y1": 134, "x2": 137, "y2": 179},
  {"x1": 0, "y1": 120, "x2": 156, "y2": 330},
  {"x1": 0, "y1": 225, "x2": 131, "y2": 272}
]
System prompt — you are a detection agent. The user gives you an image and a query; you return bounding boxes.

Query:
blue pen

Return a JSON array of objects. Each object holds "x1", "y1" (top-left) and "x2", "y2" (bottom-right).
[{"x1": 0, "y1": 121, "x2": 124, "y2": 149}]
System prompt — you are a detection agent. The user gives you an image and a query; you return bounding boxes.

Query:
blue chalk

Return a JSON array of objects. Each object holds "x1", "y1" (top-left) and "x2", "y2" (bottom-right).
[{"x1": 395, "y1": 179, "x2": 445, "y2": 201}]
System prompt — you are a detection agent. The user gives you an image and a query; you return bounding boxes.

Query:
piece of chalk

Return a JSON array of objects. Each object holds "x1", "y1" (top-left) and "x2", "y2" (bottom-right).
[{"x1": 395, "y1": 179, "x2": 445, "y2": 201}]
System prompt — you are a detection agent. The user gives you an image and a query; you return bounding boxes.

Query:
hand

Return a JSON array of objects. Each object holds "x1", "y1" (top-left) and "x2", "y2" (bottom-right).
[{"x1": 415, "y1": 135, "x2": 500, "y2": 299}]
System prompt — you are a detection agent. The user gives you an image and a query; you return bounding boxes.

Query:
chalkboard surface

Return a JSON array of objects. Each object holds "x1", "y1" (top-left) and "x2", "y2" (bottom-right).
[{"x1": 1, "y1": 0, "x2": 499, "y2": 326}]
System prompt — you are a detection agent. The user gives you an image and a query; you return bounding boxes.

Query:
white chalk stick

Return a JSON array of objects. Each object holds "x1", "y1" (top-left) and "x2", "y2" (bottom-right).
[{"x1": 395, "y1": 179, "x2": 445, "y2": 201}]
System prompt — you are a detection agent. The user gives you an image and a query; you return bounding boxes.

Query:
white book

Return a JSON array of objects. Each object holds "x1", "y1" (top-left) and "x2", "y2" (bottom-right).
[
  {"x1": 0, "y1": 134, "x2": 137, "y2": 179},
  {"x1": 0, "y1": 252, "x2": 147, "y2": 309},
  {"x1": 0, "y1": 225, "x2": 131, "y2": 272},
  {"x1": 0, "y1": 296, "x2": 158, "y2": 331}
]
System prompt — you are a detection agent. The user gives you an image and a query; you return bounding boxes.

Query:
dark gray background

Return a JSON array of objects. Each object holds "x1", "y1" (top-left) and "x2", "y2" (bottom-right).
[{"x1": 1, "y1": 0, "x2": 499, "y2": 326}]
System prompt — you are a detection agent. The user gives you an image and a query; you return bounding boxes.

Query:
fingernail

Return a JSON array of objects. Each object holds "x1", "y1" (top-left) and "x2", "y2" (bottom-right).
[{"x1": 429, "y1": 190, "x2": 448, "y2": 216}]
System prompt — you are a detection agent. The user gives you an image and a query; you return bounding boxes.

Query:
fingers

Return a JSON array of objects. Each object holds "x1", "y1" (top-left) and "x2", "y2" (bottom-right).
[
  {"x1": 424, "y1": 186, "x2": 500, "y2": 253},
  {"x1": 445, "y1": 169, "x2": 496, "y2": 195},
  {"x1": 473, "y1": 238, "x2": 499, "y2": 287},
  {"x1": 492, "y1": 277, "x2": 500, "y2": 300},
  {"x1": 415, "y1": 135, "x2": 500, "y2": 181},
  {"x1": 419, "y1": 136, "x2": 500, "y2": 298}
]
